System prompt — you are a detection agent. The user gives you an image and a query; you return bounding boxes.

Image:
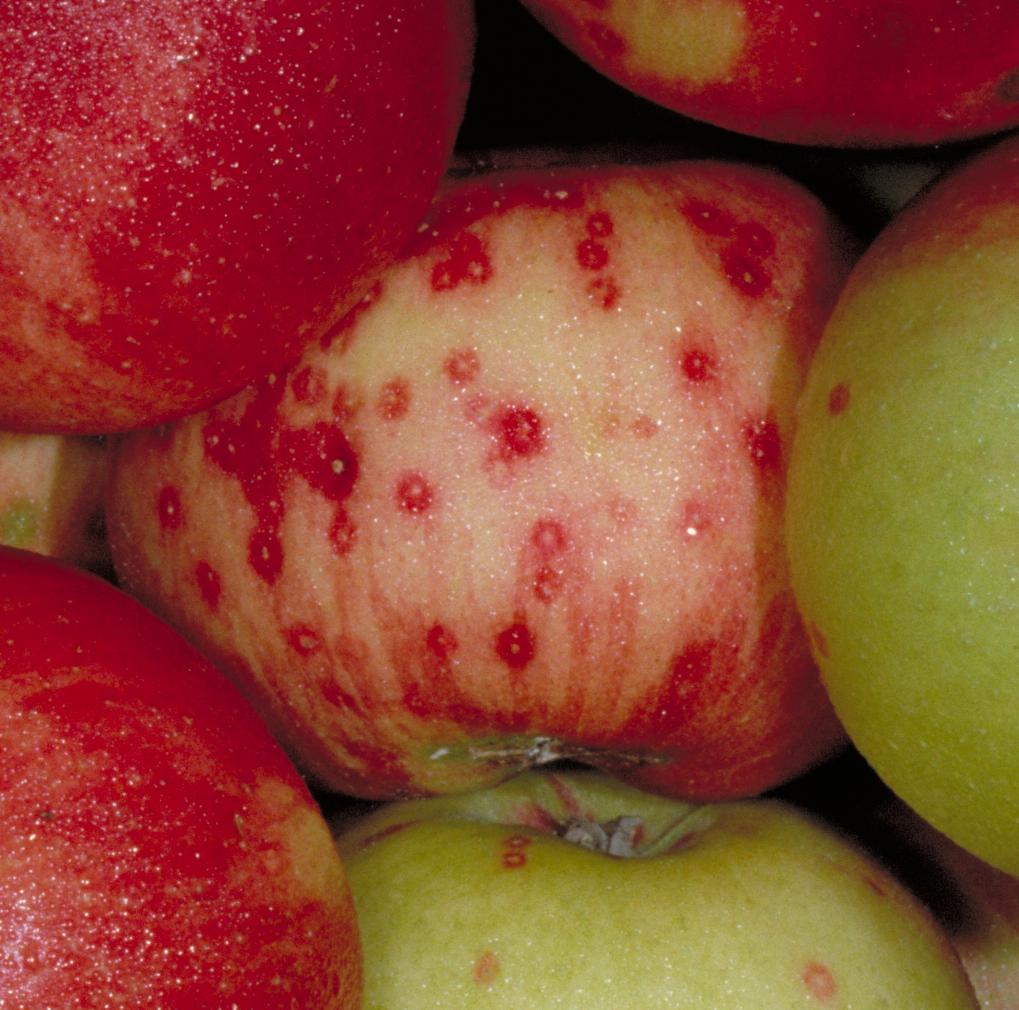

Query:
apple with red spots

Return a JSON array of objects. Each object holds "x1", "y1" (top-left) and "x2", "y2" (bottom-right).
[
  {"x1": 516, "y1": 0, "x2": 1019, "y2": 147},
  {"x1": 106, "y1": 156, "x2": 853, "y2": 802},
  {"x1": 332, "y1": 768, "x2": 979, "y2": 1009},
  {"x1": 0, "y1": 546, "x2": 361, "y2": 1009},
  {"x1": 0, "y1": 0, "x2": 473, "y2": 434}
]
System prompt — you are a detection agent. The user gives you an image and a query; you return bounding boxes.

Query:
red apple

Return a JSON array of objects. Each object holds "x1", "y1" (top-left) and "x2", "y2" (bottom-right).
[
  {"x1": 106, "y1": 157, "x2": 853, "y2": 802},
  {"x1": 0, "y1": 546, "x2": 361, "y2": 1008},
  {"x1": 516, "y1": 1, "x2": 1019, "y2": 147},
  {"x1": 0, "y1": 0, "x2": 474, "y2": 434}
]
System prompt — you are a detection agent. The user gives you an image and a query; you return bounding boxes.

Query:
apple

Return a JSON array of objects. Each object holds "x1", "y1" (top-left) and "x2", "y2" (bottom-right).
[
  {"x1": 106, "y1": 157, "x2": 853, "y2": 802},
  {"x1": 841, "y1": 796, "x2": 1019, "y2": 1010},
  {"x1": 0, "y1": 431, "x2": 111, "y2": 573},
  {"x1": 0, "y1": 546, "x2": 361, "y2": 1008},
  {"x1": 515, "y1": 0, "x2": 1019, "y2": 147},
  {"x1": 785, "y1": 132, "x2": 1019, "y2": 876},
  {"x1": 0, "y1": 0, "x2": 474, "y2": 434},
  {"x1": 331, "y1": 767, "x2": 979, "y2": 1009}
]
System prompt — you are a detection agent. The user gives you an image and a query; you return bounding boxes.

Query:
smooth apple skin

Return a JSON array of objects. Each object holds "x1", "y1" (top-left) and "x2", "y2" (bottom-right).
[
  {"x1": 333, "y1": 769, "x2": 978, "y2": 1010},
  {"x1": 0, "y1": 431, "x2": 111, "y2": 572},
  {"x1": 0, "y1": 547, "x2": 361, "y2": 1008},
  {"x1": 517, "y1": 0, "x2": 1019, "y2": 147},
  {"x1": 785, "y1": 133, "x2": 1019, "y2": 876},
  {"x1": 107, "y1": 158, "x2": 853, "y2": 802},
  {"x1": 846, "y1": 796, "x2": 1019, "y2": 1010},
  {"x1": 0, "y1": 0, "x2": 473, "y2": 434}
]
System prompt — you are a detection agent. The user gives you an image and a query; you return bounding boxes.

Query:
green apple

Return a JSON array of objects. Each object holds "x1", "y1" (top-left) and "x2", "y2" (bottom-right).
[
  {"x1": 0, "y1": 432, "x2": 111, "y2": 572},
  {"x1": 785, "y1": 133, "x2": 1019, "y2": 875},
  {"x1": 333, "y1": 768, "x2": 977, "y2": 1009}
]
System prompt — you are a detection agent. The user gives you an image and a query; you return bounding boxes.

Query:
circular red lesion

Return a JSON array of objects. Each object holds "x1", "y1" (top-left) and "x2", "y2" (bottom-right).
[
  {"x1": 377, "y1": 377, "x2": 411, "y2": 421},
  {"x1": 496, "y1": 405, "x2": 545, "y2": 460},
  {"x1": 396, "y1": 472, "x2": 435, "y2": 515},
  {"x1": 445, "y1": 347, "x2": 481, "y2": 384},
  {"x1": 495, "y1": 621, "x2": 536, "y2": 670}
]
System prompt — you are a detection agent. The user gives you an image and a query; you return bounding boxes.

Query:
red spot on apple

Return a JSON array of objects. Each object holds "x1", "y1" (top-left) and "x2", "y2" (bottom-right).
[
  {"x1": 279, "y1": 422, "x2": 360, "y2": 503},
  {"x1": 802, "y1": 960, "x2": 837, "y2": 1002},
  {"x1": 531, "y1": 518, "x2": 568, "y2": 557},
  {"x1": 396, "y1": 472, "x2": 435, "y2": 515},
  {"x1": 734, "y1": 221, "x2": 777, "y2": 259},
  {"x1": 587, "y1": 275, "x2": 621, "y2": 309},
  {"x1": 632, "y1": 414, "x2": 659, "y2": 438},
  {"x1": 431, "y1": 230, "x2": 493, "y2": 292},
  {"x1": 156, "y1": 485, "x2": 183, "y2": 531},
  {"x1": 500, "y1": 834, "x2": 532, "y2": 869},
  {"x1": 533, "y1": 565, "x2": 564, "y2": 604},
  {"x1": 576, "y1": 237, "x2": 610, "y2": 271},
  {"x1": 377, "y1": 378, "x2": 411, "y2": 421},
  {"x1": 472, "y1": 949, "x2": 501, "y2": 986},
  {"x1": 681, "y1": 347, "x2": 718, "y2": 383},
  {"x1": 249, "y1": 526, "x2": 284, "y2": 584},
  {"x1": 330, "y1": 508, "x2": 357, "y2": 556},
  {"x1": 722, "y1": 245, "x2": 771, "y2": 297},
  {"x1": 682, "y1": 198, "x2": 739, "y2": 237},
  {"x1": 586, "y1": 211, "x2": 614, "y2": 238},
  {"x1": 194, "y1": 561, "x2": 221, "y2": 611},
  {"x1": 495, "y1": 621, "x2": 536, "y2": 671},
  {"x1": 496, "y1": 405, "x2": 546, "y2": 460},
  {"x1": 286, "y1": 624, "x2": 322, "y2": 657},
  {"x1": 828, "y1": 382, "x2": 851, "y2": 415},
  {"x1": 331, "y1": 384, "x2": 362, "y2": 425},
  {"x1": 290, "y1": 365, "x2": 327, "y2": 406},
  {"x1": 426, "y1": 622, "x2": 458, "y2": 662},
  {"x1": 445, "y1": 347, "x2": 481, "y2": 385},
  {"x1": 743, "y1": 416, "x2": 783, "y2": 477},
  {"x1": 202, "y1": 377, "x2": 361, "y2": 585}
]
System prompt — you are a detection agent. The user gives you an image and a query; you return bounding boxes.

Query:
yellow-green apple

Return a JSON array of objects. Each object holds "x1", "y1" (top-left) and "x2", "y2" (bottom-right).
[
  {"x1": 332, "y1": 768, "x2": 979, "y2": 1009},
  {"x1": 0, "y1": 0, "x2": 473, "y2": 434},
  {"x1": 785, "y1": 132, "x2": 1019, "y2": 876},
  {"x1": 516, "y1": 0, "x2": 1019, "y2": 147},
  {"x1": 106, "y1": 158, "x2": 854, "y2": 802},
  {"x1": 0, "y1": 432, "x2": 111, "y2": 572},
  {"x1": 0, "y1": 546, "x2": 362, "y2": 1008},
  {"x1": 844, "y1": 796, "x2": 1019, "y2": 1010}
]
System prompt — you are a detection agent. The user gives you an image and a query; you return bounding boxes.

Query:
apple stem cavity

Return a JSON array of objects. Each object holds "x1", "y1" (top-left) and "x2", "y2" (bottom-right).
[{"x1": 560, "y1": 815, "x2": 645, "y2": 857}]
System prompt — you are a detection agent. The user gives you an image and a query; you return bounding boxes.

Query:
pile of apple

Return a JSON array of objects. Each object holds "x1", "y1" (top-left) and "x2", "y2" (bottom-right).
[{"x1": 2, "y1": 2, "x2": 1019, "y2": 1007}]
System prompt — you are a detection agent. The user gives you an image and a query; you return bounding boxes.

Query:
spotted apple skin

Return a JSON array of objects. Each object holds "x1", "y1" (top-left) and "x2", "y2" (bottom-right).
[
  {"x1": 108, "y1": 159, "x2": 853, "y2": 801},
  {"x1": 519, "y1": 0, "x2": 1019, "y2": 147},
  {"x1": 0, "y1": 0, "x2": 473, "y2": 433},
  {"x1": 333, "y1": 770, "x2": 979, "y2": 1010},
  {"x1": 0, "y1": 547, "x2": 361, "y2": 1009}
]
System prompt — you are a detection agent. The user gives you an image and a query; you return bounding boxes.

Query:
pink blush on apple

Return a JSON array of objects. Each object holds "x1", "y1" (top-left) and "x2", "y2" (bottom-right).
[{"x1": 108, "y1": 158, "x2": 856, "y2": 802}]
